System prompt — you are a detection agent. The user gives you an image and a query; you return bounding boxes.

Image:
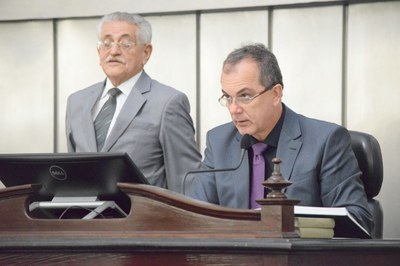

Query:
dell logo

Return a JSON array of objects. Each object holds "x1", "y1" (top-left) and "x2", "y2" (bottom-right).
[{"x1": 49, "y1": 165, "x2": 67, "y2": 180}]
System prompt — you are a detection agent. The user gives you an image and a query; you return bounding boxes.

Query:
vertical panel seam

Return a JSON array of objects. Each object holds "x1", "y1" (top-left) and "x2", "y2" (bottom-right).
[
  {"x1": 53, "y1": 19, "x2": 58, "y2": 152},
  {"x1": 342, "y1": 3, "x2": 349, "y2": 127},
  {"x1": 195, "y1": 11, "x2": 201, "y2": 149},
  {"x1": 268, "y1": 7, "x2": 273, "y2": 51}
]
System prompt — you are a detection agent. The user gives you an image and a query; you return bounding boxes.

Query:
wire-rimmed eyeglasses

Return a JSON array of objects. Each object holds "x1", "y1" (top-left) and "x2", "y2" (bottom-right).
[
  {"x1": 218, "y1": 87, "x2": 272, "y2": 107},
  {"x1": 97, "y1": 40, "x2": 136, "y2": 51}
]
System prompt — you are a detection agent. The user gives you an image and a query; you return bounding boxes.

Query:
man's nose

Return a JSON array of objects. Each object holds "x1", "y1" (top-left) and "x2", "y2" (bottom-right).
[
  {"x1": 228, "y1": 99, "x2": 243, "y2": 114},
  {"x1": 109, "y1": 43, "x2": 122, "y2": 54}
]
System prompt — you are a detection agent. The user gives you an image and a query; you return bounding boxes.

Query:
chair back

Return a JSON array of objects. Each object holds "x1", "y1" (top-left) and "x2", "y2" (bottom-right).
[{"x1": 349, "y1": 130, "x2": 383, "y2": 238}]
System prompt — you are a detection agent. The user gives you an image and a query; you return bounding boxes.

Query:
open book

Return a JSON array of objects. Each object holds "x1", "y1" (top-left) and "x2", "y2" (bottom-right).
[{"x1": 294, "y1": 206, "x2": 371, "y2": 239}]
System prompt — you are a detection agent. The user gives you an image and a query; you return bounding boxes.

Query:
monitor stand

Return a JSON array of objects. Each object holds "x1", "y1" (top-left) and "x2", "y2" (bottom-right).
[{"x1": 29, "y1": 196, "x2": 128, "y2": 219}]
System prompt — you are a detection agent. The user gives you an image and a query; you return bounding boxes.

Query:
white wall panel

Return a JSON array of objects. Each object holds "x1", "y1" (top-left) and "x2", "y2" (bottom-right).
[
  {"x1": 145, "y1": 14, "x2": 197, "y2": 127},
  {"x1": 56, "y1": 18, "x2": 105, "y2": 152},
  {"x1": 272, "y1": 6, "x2": 343, "y2": 124},
  {"x1": 0, "y1": 0, "x2": 338, "y2": 21},
  {"x1": 199, "y1": 10, "x2": 269, "y2": 152},
  {"x1": 0, "y1": 21, "x2": 54, "y2": 153},
  {"x1": 347, "y1": 1, "x2": 400, "y2": 239}
]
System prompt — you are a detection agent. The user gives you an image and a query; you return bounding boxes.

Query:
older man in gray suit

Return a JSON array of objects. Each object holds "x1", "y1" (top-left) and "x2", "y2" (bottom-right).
[
  {"x1": 66, "y1": 12, "x2": 201, "y2": 193},
  {"x1": 188, "y1": 43, "x2": 373, "y2": 234}
]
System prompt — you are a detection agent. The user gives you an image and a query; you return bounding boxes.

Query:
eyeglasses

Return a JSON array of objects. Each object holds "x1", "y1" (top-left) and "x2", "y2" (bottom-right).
[
  {"x1": 97, "y1": 40, "x2": 136, "y2": 51},
  {"x1": 218, "y1": 87, "x2": 271, "y2": 107}
]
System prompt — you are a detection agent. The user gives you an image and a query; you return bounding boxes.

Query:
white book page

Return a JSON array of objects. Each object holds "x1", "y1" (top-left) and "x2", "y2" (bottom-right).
[{"x1": 294, "y1": 206, "x2": 370, "y2": 236}]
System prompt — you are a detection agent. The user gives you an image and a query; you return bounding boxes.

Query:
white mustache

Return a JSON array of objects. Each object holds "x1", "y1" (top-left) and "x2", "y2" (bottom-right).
[{"x1": 105, "y1": 56, "x2": 125, "y2": 64}]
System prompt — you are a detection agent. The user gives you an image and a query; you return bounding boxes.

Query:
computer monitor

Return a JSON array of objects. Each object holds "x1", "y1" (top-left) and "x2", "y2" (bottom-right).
[
  {"x1": 0, "y1": 152, "x2": 149, "y2": 199},
  {"x1": 0, "y1": 152, "x2": 150, "y2": 219}
]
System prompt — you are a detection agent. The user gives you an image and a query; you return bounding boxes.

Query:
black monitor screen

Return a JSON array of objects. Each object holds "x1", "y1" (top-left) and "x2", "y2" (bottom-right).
[{"x1": 0, "y1": 152, "x2": 149, "y2": 199}]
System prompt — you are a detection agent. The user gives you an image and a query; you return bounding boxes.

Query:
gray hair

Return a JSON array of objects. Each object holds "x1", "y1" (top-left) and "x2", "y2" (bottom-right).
[
  {"x1": 223, "y1": 43, "x2": 283, "y2": 89},
  {"x1": 97, "y1": 12, "x2": 152, "y2": 44}
]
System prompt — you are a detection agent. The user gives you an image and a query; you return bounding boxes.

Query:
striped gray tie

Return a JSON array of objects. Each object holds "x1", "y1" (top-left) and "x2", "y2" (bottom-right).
[{"x1": 94, "y1": 88, "x2": 122, "y2": 151}]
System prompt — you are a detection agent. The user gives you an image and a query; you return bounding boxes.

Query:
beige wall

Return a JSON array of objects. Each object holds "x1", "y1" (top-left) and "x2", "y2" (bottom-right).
[
  {"x1": 0, "y1": 0, "x2": 399, "y2": 238},
  {"x1": 273, "y1": 5, "x2": 343, "y2": 123},
  {"x1": 0, "y1": 21, "x2": 54, "y2": 152},
  {"x1": 346, "y1": 2, "x2": 400, "y2": 240}
]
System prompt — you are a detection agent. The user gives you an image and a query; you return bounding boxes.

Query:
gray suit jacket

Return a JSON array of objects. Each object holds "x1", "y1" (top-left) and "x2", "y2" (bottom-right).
[
  {"x1": 189, "y1": 105, "x2": 373, "y2": 233},
  {"x1": 66, "y1": 71, "x2": 201, "y2": 193}
]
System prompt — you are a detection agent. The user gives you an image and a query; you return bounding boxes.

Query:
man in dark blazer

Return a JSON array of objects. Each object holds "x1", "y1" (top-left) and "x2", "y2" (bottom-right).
[
  {"x1": 66, "y1": 12, "x2": 201, "y2": 193},
  {"x1": 188, "y1": 43, "x2": 373, "y2": 233}
]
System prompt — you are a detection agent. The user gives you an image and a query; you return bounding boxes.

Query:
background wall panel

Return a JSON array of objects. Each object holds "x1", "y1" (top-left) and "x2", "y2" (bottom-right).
[
  {"x1": 0, "y1": 0, "x2": 336, "y2": 21},
  {"x1": 347, "y1": 1, "x2": 400, "y2": 239},
  {"x1": 272, "y1": 5, "x2": 343, "y2": 124},
  {"x1": 0, "y1": 21, "x2": 54, "y2": 153}
]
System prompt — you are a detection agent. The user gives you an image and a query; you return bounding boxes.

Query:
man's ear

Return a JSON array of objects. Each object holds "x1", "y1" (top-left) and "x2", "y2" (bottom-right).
[
  {"x1": 142, "y1": 43, "x2": 153, "y2": 66},
  {"x1": 272, "y1": 84, "x2": 283, "y2": 102}
]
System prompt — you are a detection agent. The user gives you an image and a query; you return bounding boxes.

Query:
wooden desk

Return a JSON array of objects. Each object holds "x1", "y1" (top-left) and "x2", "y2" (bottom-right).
[
  {"x1": 1, "y1": 237, "x2": 400, "y2": 265},
  {"x1": 0, "y1": 184, "x2": 399, "y2": 265}
]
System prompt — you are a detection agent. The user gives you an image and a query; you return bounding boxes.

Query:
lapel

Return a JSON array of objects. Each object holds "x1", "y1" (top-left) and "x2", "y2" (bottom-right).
[
  {"x1": 231, "y1": 132, "x2": 251, "y2": 208},
  {"x1": 276, "y1": 105, "x2": 303, "y2": 181},
  {"x1": 102, "y1": 72, "x2": 150, "y2": 151}
]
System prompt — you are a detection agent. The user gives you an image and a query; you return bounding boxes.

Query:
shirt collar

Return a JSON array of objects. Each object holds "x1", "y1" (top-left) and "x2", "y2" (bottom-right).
[
  {"x1": 102, "y1": 70, "x2": 143, "y2": 98},
  {"x1": 266, "y1": 104, "x2": 285, "y2": 148}
]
